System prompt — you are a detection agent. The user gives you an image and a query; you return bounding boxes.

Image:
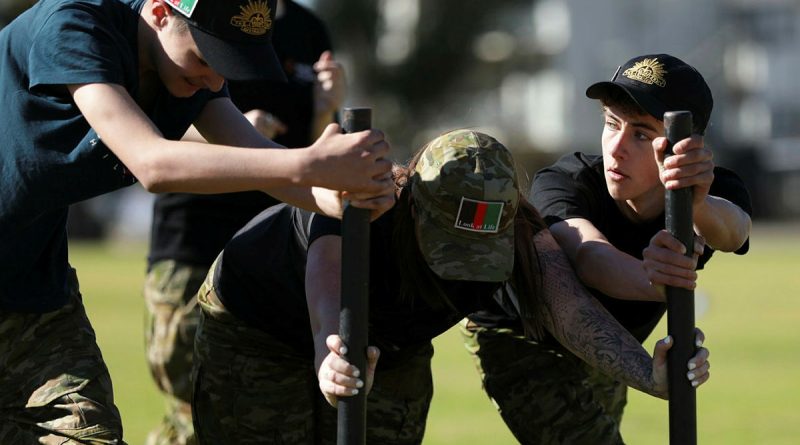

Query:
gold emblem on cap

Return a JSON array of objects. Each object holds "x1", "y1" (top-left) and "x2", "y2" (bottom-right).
[
  {"x1": 622, "y1": 58, "x2": 667, "y2": 87},
  {"x1": 230, "y1": 0, "x2": 272, "y2": 36}
]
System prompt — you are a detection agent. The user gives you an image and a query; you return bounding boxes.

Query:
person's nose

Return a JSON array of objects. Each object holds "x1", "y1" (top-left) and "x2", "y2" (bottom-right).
[
  {"x1": 608, "y1": 130, "x2": 628, "y2": 160},
  {"x1": 204, "y1": 70, "x2": 225, "y2": 92}
]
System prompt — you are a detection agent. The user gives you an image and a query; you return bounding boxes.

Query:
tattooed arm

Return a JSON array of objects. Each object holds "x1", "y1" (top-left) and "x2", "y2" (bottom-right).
[{"x1": 534, "y1": 229, "x2": 709, "y2": 398}]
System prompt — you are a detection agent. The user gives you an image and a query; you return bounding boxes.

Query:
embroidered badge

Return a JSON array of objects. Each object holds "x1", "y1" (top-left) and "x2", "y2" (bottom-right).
[
  {"x1": 623, "y1": 58, "x2": 667, "y2": 87},
  {"x1": 454, "y1": 197, "x2": 504, "y2": 233},
  {"x1": 230, "y1": 0, "x2": 272, "y2": 36},
  {"x1": 166, "y1": 0, "x2": 198, "y2": 18}
]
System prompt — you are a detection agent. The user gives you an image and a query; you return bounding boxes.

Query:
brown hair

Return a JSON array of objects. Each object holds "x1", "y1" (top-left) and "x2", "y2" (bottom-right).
[{"x1": 599, "y1": 88, "x2": 647, "y2": 117}]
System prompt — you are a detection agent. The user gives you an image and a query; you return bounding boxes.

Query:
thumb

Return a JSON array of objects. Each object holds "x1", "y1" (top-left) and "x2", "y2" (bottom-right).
[
  {"x1": 651, "y1": 334, "x2": 673, "y2": 398},
  {"x1": 653, "y1": 334, "x2": 672, "y2": 368},
  {"x1": 364, "y1": 346, "x2": 380, "y2": 394},
  {"x1": 326, "y1": 333, "x2": 346, "y2": 356},
  {"x1": 317, "y1": 122, "x2": 342, "y2": 140},
  {"x1": 315, "y1": 50, "x2": 333, "y2": 69},
  {"x1": 652, "y1": 137, "x2": 668, "y2": 169}
]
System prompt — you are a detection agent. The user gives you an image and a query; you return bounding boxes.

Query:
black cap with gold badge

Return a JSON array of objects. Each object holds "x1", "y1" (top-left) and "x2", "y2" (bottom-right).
[
  {"x1": 165, "y1": 0, "x2": 287, "y2": 82},
  {"x1": 586, "y1": 54, "x2": 713, "y2": 133}
]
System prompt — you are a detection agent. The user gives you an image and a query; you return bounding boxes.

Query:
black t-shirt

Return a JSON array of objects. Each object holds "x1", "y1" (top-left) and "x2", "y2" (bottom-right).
[
  {"x1": 472, "y1": 152, "x2": 752, "y2": 343},
  {"x1": 148, "y1": 0, "x2": 333, "y2": 268},
  {"x1": 0, "y1": 0, "x2": 225, "y2": 312},
  {"x1": 214, "y1": 204, "x2": 503, "y2": 365}
]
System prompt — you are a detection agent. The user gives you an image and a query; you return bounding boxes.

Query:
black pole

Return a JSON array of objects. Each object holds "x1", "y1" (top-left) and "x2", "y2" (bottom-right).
[
  {"x1": 664, "y1": 110, "x2": 697, "y2": 445},
  {"x1": 337, "y1": 107, "x2": 371, "y2": 445}
]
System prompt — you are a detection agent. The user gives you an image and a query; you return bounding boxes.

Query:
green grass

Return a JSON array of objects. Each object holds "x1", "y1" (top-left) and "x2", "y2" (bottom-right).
[{"x1": 71, "y1": 223, "x2": 800, "y2": 444}]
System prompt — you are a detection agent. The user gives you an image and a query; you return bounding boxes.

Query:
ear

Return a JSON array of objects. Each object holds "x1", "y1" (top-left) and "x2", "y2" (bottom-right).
[{"x1": 145, "y1": 0, "x2": 174, "y2": 29}]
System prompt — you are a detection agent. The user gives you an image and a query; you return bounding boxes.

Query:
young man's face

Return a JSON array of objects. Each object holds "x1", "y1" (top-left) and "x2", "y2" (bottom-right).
[
  {"x1": 154, "y1": 17, "x2": 225, "y2": 97},
  {"x1": 600, "y1": 104, "x2": 665, "y2": 211}
]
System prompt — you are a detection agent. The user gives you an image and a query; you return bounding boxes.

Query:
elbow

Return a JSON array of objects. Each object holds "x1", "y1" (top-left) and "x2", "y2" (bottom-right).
[
  {"x1": 730, "y1": 213, "x2": 753, "y2": 251},
  {"x1": 129, "y1": 154, "x2": 173, "y2": 193},
  {"x1": 713, "y1": 213, "x2": 753, "y2": 253}
]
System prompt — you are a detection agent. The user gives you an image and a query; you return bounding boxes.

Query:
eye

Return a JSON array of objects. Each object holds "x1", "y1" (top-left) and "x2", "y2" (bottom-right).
[
  {"x1": 604, "y1": 120, "x2": 619, "y2": 130},
  {"x1": 635, "y1": 130, "x2": 655, "y2": 142}
]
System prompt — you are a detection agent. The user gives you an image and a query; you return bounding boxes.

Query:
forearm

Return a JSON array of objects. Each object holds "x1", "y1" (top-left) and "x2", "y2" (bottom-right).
[
  {"x1": 574, "y1": 242, "x2": 663, "y2": 302},
  {"x1": 135, "y1": 139, "x2": 312, "y2": 193},
  {"x1": 693, "y1": 195, "x2": 751, "y2": 252},
  {"x1": 537, "y1": 231, "x2": 662, "y2": 397},
  {"x1": 306, "y1": 236, "x2": 344, "y2": 372}
]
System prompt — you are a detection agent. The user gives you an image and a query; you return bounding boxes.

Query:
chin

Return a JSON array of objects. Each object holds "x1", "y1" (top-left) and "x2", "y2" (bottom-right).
[{"x1": 167, "y1": 84, "x2": 199, "y2": 98}]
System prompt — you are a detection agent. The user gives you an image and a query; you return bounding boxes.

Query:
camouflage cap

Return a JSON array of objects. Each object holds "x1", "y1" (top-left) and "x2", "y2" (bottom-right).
[{"x1": 411, "y1": 130, "x2": 519, "y2": 282}]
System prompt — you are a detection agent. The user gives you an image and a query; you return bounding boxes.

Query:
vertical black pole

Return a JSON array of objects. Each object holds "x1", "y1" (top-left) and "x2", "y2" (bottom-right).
[
  {"x1": 664, "y1": 110, "x2": 697, "y2": 445},
  {"x1": 337, "y1": 107, "x2": 371, "y2": 445}
]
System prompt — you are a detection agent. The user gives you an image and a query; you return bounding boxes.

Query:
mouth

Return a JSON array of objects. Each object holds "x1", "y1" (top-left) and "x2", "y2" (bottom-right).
[{"x1": 606, "y1": 167, "x2": 628, "y2": 181}]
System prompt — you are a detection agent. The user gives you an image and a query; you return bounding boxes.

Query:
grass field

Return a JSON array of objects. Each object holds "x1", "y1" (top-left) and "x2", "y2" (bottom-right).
[{"x1": 71, "y1": 222, "x2": 799, "y2": 444}]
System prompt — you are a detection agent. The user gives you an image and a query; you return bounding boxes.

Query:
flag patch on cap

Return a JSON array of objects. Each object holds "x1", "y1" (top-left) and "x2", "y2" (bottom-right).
[
  {"x1": 166, "y1": 0, "x2": 198, "y2": 17},
  {"x1": 454, "y1": 198, "x2": 504, "y2": 233}
]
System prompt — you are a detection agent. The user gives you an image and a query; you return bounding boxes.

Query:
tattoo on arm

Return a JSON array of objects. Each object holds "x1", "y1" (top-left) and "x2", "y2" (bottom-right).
[{"x1": 535, "y1": 231, "x2": 661, "y2": 396}]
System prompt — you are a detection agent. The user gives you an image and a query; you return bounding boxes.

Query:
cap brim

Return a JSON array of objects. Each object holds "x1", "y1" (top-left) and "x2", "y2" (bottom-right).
[
  {"x1": 416, "y1": 206, "x2": 514, "y2": 282},
  {"x1": 189, "y1": 26, "x2": 287, "y2": 82},
  {"x1": 586, "y1": 81, "x2": 668, "y2": 121}
]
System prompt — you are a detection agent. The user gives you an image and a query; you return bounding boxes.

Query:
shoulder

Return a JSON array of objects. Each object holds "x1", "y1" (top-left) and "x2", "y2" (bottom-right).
[
  {"x1": 710, "y1": 166, "x2": 753, "y2": 215},
  {"x1": 537, "y1": 152, "x2": 602, "y2": 180},
  {"x1": 533, "y1": 151, "x2": 604, "y2": 194}
]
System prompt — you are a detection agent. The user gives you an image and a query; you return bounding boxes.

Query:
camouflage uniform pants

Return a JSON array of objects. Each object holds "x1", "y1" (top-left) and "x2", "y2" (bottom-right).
[
  {"x1": 192, "y1": 264, "x2": 434, "y2": 445},
  {"x1": 460, "y1": 320, "x2": 627, "y2": 445},
  {"x1": 0, "y1": 267, "x2": 125, "y2": 444},
  {"x1": 143, "y1": 260, "x2": 208, "y2": 445}
]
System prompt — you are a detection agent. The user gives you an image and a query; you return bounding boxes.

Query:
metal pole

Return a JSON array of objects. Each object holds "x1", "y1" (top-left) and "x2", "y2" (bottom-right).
[
  {"x1": 664, "y1": 110, "x2": 697, "y2": 445},
  {"x1": 337, "y1": 107, "x2": 371, "y2": 445}
]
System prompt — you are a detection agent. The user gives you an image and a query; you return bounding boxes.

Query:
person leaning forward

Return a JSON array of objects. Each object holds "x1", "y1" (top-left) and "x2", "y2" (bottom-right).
[
  {"x1": 142, "y1": 1, "x2": 346, "y2": 443},
  {"x1": 190, "y1": 129, "x2": 710, "y2": 444},
  {"x1": 462, "y1": 54, "x2": 752, "y2": 444},
  {"x1": 0, "y1": 0, "x2": 392, "y2": 442}
]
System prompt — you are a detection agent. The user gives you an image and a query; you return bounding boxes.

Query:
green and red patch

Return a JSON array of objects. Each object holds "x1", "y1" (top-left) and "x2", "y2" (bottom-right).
[{"x1": 454, "y1": 198, "x2": 504, "y2": 233}]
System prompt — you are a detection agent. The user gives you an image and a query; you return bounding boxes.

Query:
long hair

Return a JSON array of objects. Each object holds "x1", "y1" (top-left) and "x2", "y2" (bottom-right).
[
  {"x1": 392, "y1": 144, "x2": 455, "y2": 312},
  {"x1": 392, "y1": 142, "x2": 549, "y2": 338},
  {"x1": 509, "y1": 197, "x2": 547, "y2": 339}
]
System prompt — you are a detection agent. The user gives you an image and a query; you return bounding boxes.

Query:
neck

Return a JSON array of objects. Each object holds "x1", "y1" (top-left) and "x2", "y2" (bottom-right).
[
  {"x1": 615, "y1": 186, "x2": 665, "y2": 223},
  {"x1": 137, "y1": 15, "x2": 156, "y2": 77}
]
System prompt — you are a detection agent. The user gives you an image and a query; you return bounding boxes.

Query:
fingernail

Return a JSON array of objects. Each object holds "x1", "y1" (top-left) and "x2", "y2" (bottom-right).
[
  {"x1": 687, "y1": 372, "x2": 695, "y2": 380},
  {"x1": 696, "y1": 339, "x2": 703, "y2": 348},
  {"x1": 691, "y1": 380, "x2": 699, "y2": 387},
  {"x1": 688, "y1": 362, "x2": 696, "y2": 371},
  {"x1": 352, "y1": 369, "x2": 360, "y2": 378},
  {"x1": 351, "y1": 389, "x2": 359, "y2": 395},
  {"x1": 664, "y1": 335, "x2": 672, "y2": 345},
  {"x1": 356, "y1": 380, "x2": 364, "y2": 388},
  {"x1": 340, "y1": 346, "x2": 348, "y2": 355}
]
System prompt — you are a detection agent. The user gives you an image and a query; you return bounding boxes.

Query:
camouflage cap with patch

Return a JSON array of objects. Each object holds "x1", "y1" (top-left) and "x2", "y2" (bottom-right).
[{"x1": 411, "y1": 129, "x2": 519, "y2": 282}]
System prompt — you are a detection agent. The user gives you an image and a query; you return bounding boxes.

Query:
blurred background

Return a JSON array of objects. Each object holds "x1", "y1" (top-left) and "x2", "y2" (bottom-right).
[
  {"x1": 2, "y1": 0, "x2": 798, "y2": 443},
  {"x1": 5, "y1": 0, "x2": 791, "y2": 237}
]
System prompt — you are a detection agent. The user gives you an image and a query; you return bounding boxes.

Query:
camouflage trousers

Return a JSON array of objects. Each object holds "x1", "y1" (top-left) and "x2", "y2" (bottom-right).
[
  {"x1": 460, "y1": 320, "x2": 627, "y2": 445},
  {"x1": 143, "y1": 260, "x2": 208, "y2": 445},
  {"x1": 192, "y1": 265, "x2": 434, "y2": 445},
  {"x1": 0, "y1": 267, "x2": 126, "y2": 444}
]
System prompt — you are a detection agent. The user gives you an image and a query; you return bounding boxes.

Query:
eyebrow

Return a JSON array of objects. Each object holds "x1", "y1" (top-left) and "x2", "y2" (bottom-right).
[{"x1": 603, "y1": 109, "x2": 659, "y2": 134}]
